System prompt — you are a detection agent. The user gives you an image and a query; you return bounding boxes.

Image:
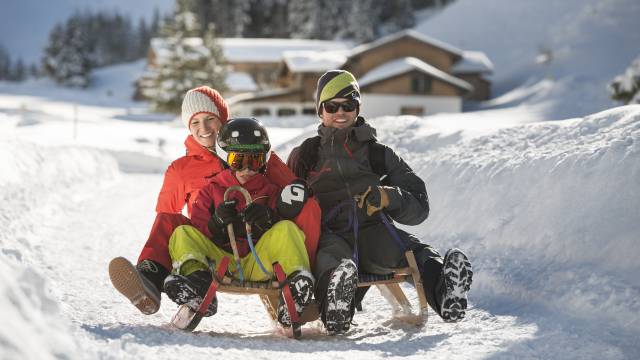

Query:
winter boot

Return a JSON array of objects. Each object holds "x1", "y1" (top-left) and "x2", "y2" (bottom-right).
[
  {"x1": 323, "y1": 259, "x2": 358, "y2": 335},
  {"x1": 277, "y1": 270, "x2": 315, "y2": 327},
  {"x1": 163, "y1": 270, "x2": 218, "y2": 317},
  {"x1": 109, "y1": 257, "x2": 167, "y2": 315},
  {"x1": 440, "y1": 248, "x2": 473, "y2": 322}
]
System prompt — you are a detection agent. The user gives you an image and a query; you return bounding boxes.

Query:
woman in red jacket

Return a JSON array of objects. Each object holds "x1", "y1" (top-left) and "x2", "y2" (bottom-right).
[{"x1": 109, "y1": 86, "x2": 229, "y2": 315}]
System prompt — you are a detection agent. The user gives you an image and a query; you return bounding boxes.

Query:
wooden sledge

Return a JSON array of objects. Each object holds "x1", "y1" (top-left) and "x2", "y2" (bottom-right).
[{"x1": 357, "y1": 250, "x2": 429, "y2": 326}]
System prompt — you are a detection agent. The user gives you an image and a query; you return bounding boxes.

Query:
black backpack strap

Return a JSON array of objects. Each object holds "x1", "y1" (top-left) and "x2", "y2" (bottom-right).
[
  {"x1": 368, "y1": 141, "x2": 388, "y2": 183},
  {"x1": 293, "y1": 136, "x2": 321, "y2": 179}
]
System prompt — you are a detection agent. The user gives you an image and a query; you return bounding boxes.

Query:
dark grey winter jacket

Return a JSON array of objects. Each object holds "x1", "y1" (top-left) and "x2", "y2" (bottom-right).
[{"x1": 288, "y1": 117, "x2": 429, "y2": 231}]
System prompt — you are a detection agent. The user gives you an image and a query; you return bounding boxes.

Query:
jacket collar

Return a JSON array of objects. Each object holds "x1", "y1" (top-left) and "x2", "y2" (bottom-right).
[{"x1": 184, "y1": 135, "x2": 217, "y2": 158}]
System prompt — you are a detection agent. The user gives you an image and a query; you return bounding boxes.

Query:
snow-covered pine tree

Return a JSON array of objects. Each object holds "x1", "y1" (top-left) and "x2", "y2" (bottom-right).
[
  {"x1": 288, "y1": 0, "x2": 315, "y2": 39},
  {"x1": 195, "y1": 0, "x2": 249, "y2": 37},
  {"x1": 140, "y1": 0, "x2": 227, "y2": 113},
  {"x1": 388, "y1": 0, "x2": 415, "y2": 32},
  {"x1": 609, "y1": 56, "x2": 640, "y2": 104},
  {"x1": 312, "y1": 0, "x2": 342, "y2": 40},
  {"x1": 42, "y1": 18, "x2": 93, "y2": 88},
  {"x1": 341, "y1": 0, "x2": 378, "y2": 43},
  {"x1": 245, "y1": 0, "x2": 288, "y2": 38}
]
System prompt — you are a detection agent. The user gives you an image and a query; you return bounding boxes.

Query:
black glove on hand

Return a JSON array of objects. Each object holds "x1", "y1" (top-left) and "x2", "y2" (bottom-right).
[
  {"x1": 243, "y1": 203, "x2": 275, "y2": 233},
  {"x1": 214, "y1": 199, "x2": 239, "y2": 225},
  {"x1": 277, "y1": 178, "x2": 310, "y2": 219}
]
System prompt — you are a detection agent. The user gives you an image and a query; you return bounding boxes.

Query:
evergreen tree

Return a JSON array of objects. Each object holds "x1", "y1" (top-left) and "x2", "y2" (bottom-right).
[
  {"x1": 0, "y1": 45, "x2": 10, "y2": 80},
  {"x1": 342, "y1": 0, "x2": 378, "y2": 43},
  {"x1": 244, "y1": 0, "x2": 288, "y2": 38},
  {"x1": 287, "y1": 0, "x2": 315, "y2": 38},
  {"x1": 29, "y1": 63, "x2": 40, "y2": 78},
  {"x1": 385, "y1": 0, "x2": 415, "y2": 32},
  {"x1": 140, "y1": 0, "x2": 227, "y2": 112},
  {"x1": 312, "y1": 0, "x2": 342, "y2": 40},
  {"x1": 194, "y1": 0, "x2": 249, "y2": 37},
  {"x1": 137, "y1": 18, "x2": 152, "y2": 58},
  {"x1": 609, "y1": 56, "x2": 640, "y2": 104},
  {"x1": 42, "y1": 18, "x2": 93, "y2": 87},
  {"x1": 12, "y1": 58, "x2": 26, "y2": 81}
]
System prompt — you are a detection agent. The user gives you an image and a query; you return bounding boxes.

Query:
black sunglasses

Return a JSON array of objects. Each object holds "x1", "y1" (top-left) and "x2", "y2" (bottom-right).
[{"x1": 323, "y1": 101, "x2": 358, "y2": 113}]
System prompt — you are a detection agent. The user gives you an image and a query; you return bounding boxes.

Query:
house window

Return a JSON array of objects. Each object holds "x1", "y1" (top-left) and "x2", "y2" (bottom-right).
[
  {"x1": 302, "y1": 107, "x2": 317, "y2": 115},
  {"x1": 400, "y1": 106, "x2": 425, "y2": 116},
  {"x1": 411, "y1": 74, "x2": 432, "y2": 94},
  {"x1": 277, "y1": 108, "x2": 296, "y2": 116},
  {"x1": 252, "y1": 108, "x2": 271, "y2": 116}
]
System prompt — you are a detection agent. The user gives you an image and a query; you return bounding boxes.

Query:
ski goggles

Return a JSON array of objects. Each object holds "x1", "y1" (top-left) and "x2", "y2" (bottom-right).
[
  {"x1": 227, "y1": 151, "x2": 266, "y2": 171},
  {"x1": 322, "y1": 100, "x2": 358, "y2": 113}
]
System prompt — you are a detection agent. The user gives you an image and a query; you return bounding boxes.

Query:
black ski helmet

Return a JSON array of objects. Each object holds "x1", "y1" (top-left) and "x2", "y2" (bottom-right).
[{"x1": 217, "y1": 117, "x2": 271, "y2": 153}]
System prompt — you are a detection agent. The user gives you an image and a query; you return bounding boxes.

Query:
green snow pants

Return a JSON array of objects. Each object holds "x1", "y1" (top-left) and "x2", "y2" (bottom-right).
[{"x1": 168, "y1": 220, "x2": 310, "y2": 281}]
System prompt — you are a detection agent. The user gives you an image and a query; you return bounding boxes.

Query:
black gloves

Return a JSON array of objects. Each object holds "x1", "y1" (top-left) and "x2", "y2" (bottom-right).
[
  {"x1": 207, "y1": 199, "x2": 276, "y2": 240},
  {"x1": 276, "y1": 179, "x2": 310, "y2": 219},
  {"x1": 244, "y1": 202, "x2": 275, "y2": 234},
  {"x1": 214, "y1": 199, "x2": 239, "y2": 225},
  {"x1": 208, "y1": 199, "x2": 238, "y2": 240}
]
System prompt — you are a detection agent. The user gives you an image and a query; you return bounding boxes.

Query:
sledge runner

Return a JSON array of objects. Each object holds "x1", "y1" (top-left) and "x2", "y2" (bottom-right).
[
  {"x1": 287, "y1": 70, "x2": 473, "y2": 334},
  {"x1": 164, "y1": 118, "x2": 315, "y2": 328}
]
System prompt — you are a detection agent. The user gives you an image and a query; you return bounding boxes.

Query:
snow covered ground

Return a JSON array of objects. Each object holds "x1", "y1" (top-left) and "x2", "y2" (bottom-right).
[
  {"x1": 2, "y1": 0, "x2": 640, "y2": 357},
  {"x1": 1, "y1": 59, "x2": 639, "y2": 358}
]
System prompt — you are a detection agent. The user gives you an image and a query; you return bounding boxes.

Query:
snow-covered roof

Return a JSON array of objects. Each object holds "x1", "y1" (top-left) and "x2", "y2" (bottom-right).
[
  {"x1": 282, "y1": 50, "x2": 348, "y2": 73},
  {"x1": 359, "y1": 57, "x2": 473, "y2": 92},
  {"x1": 225, "y1": 71, "x2": 258, "y2": 92},
  {"x1": 219, "y1": 38, "x2": 350, "y2": 63},
  {"x1": 452, "y1": 51, "x2": 494, "y2": 74},
  {"x1": 350, "y1": 29, "x2": 463, "y2": 59}
]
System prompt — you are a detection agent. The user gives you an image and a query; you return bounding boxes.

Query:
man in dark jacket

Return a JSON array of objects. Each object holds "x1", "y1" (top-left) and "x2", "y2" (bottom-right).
[{"x1": 287, "y1": 70, "x2": 473, "y2": 334}]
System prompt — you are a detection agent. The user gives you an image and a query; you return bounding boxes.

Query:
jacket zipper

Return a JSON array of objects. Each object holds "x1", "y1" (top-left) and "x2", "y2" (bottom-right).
[{"x1": 332, "y1": 133, "x2": 353, "y2": 198}]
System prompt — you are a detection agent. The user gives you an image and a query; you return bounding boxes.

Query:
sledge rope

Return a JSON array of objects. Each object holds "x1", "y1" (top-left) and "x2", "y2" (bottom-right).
[{"x1": 224, "y1": 186, "x2": 271, "y2": 279}]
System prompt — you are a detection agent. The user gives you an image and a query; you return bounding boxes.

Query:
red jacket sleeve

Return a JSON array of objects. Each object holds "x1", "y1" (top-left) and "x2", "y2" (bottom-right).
[{"x1": 155, "y1": 163, "x2": 186, "y2": 214}]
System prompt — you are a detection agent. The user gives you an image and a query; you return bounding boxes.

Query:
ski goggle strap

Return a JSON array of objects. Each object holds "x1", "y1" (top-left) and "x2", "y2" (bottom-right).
[{"x1": 227, "y1": 151, "x2": 266, "y2": 171}]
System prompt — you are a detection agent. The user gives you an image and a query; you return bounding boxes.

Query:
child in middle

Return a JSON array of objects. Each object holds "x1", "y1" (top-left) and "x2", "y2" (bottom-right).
[{"x1": 163, "y1": 117, "x2": 314, "y2": 328}]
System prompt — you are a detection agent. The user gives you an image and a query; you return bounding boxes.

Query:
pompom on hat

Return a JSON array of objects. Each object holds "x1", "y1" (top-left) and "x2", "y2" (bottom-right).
[{"x1": 181, "y1": 86, "x2": 229, "y2": 128}]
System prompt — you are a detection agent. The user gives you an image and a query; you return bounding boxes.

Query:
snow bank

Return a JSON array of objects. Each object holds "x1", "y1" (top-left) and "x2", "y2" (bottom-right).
[
  {"x1": 0, "y1": 137, "x2": 121, "y2": 359},
  {"x1": 415, "y1": 0, "x2": 640, "y2": 118},
  {"x1": 374, "y1": 105, "x2": 640, "y2": 332}
]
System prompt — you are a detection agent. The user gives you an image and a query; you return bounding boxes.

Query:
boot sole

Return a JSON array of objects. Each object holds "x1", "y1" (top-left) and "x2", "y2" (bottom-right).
[
  {"x1": 277, "y1": 272, "x2": 314, "y2": 327},
  {"x1": 109, "y1": 257, "x2": 160, "y2": 315},
  {"x1": 441, "y1": 249, "x2": 473, "y2": 322},
  {"x1": 164, "y1": 277, "x2": 217, "y2": 317},
  {"x1": 325, "y1": 261, "x2": 357, "y2": 334}
]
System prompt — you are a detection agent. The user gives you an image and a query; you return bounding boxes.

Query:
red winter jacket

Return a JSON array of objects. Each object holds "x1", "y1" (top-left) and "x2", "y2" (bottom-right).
[
  {"x1": 155, "y1": 135, "x2": 227, "y2": 217},
  {"x1": 191, "y1": 169, "x2": 280, "y2": 256}
]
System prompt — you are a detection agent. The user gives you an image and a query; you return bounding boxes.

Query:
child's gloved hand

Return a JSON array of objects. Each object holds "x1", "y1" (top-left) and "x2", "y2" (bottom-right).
[
  {"x1": 243, "y1": 203, "x2": 274, "y2": 232},
  {"x1": 214, "y1": 199, "x2": 239, "y2": 225},
  {"x1": 277, "y1": 178, "x2": 310, "y2": 219},
  {"x1": 357, "y1": 186, "x2": 391, "y2": 216}
]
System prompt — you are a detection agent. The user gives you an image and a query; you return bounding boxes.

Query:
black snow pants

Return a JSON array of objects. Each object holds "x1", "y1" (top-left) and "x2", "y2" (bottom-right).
[{"x1": 313, "y1": 220, "x2": 446, "y2": 318}]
